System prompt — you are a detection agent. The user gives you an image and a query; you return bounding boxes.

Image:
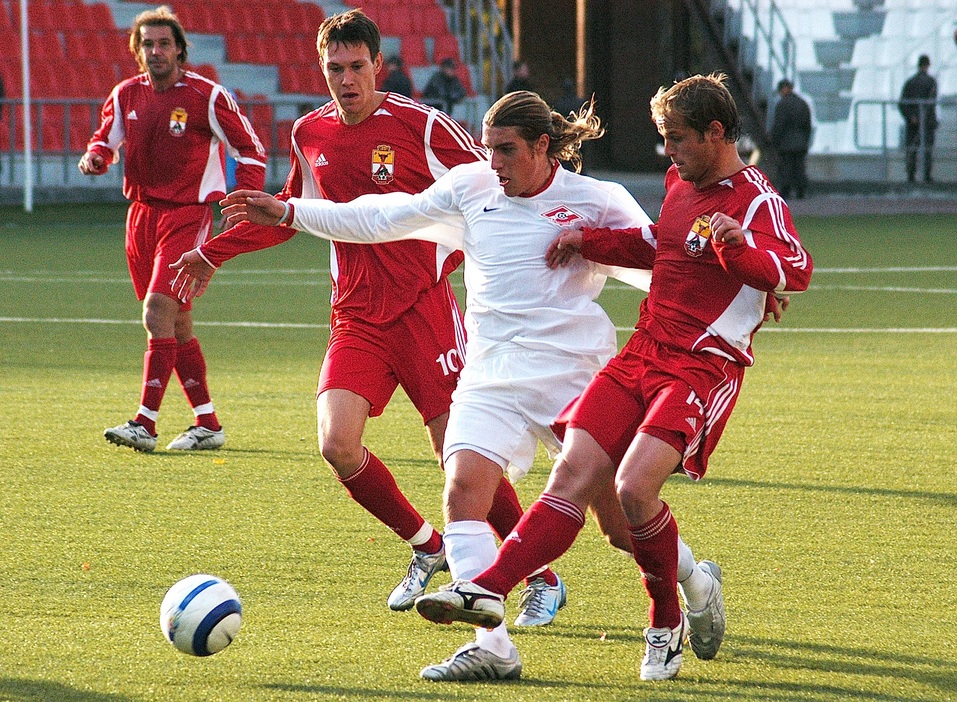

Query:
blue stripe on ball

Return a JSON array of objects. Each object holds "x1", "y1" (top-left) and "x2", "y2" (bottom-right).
[
  {"x1": 192, "y1": 599, "x2": 242, "y2": 656},
  {"x1": 178, "y1": 579, "x2": 219, "y2": 612},
  {"x1": 170, "y1": 579, "x2": 217, "y2": 645}
]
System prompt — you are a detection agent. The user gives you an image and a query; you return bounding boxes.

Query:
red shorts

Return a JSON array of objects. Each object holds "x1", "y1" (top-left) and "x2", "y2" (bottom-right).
[
  {"x1": 125, "y1": 200, "x2": 214, "y2": 310},
  {"x1": 557, "y1": 329, "x2": 745, "y2": 480},
  {"x1": 317, "y1": 278, "x2": 466, "y2": 424}
]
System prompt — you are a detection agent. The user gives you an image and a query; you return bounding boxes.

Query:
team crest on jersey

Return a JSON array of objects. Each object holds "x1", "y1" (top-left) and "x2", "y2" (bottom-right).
[
  {"x1": 372, "y1": 144, "x2": 395, "y2": 184},
  {"x1": 541, "y1": 205, "x2": 583, "y2": 227},
  {"x1": 169, "y1": 107, "x2": 188, "y2": 137},
  {"x1": 684, "y1": 215, "x2": 712, "y2": 257}
]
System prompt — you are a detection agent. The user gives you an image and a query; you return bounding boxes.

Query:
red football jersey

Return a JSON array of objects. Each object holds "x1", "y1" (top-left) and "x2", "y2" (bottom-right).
[
  {"x1": 87, "y1": 71, "x2": 266, "y2": 204},
  {"x1": 202, "y1": 93, "x2": 486, "y2": 325},
  {"x1": 581, "y1": 164, "x2": 813, "y2": 366}
]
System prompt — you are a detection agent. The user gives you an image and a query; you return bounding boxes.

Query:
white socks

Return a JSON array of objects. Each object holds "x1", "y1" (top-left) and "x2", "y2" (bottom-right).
[
  {"x1": 444, "y1": 520, "x2": 516, "y2": 659},
  {"x1": 677, "y1": 536, "x2": 713, "y2": 611}
]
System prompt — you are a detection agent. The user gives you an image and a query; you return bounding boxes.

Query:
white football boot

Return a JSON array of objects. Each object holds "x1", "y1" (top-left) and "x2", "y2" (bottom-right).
[
  {"x1": 686, "y1": 560, "x2": 726, "y2": 660},
  {"x1": 420, "y1": 642, "x2": 522, "y2": 682},
  {"x1": 513, "y1": 574, "x2": 567, "y2": 626},
  {"x1": 414, "y1": 579, "x2": 505, "y2": 628},
  {"x1": 387, "y1": 544, "x2": 447, "y2": 611},
  {"x1": 166, "y1": 426, "x2": 226, "y2": 451},
  {"x1": 104, "y1": 420, "x2": 157, "y2": 452},
  {"x1": 640, "y1": 613, "x2": 687, "y2": 681}
]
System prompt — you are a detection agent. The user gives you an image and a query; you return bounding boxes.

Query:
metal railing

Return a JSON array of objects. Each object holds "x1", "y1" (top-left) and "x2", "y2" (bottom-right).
[
  {"x1": 442, "y1": 0, "x2": 512, "y2": 100},
  {"x1": 0, "y1": 96, "x2": 309, "y2": 187},
  {"x1": 850, "y1": 97, "x2": 955, "y2": 180},
  {"x1": 853, "y1": 97, "x2": 953, "y2": 151},
  {"x1": 716, "y1": 0, "x2": 797, "y2": 110},
  {"x1": 0, "y1": 95, "x2": 487, "y2": 189}
]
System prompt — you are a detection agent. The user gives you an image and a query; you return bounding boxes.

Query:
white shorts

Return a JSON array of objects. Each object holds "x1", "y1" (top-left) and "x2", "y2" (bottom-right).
[{"x1": 443, "y1": 343, "x2": 609, "y2": 482}]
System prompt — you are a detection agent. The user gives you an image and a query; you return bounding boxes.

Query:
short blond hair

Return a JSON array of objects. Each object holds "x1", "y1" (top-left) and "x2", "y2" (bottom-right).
[{"x1": 650, "y1": 73, "x2": 741, "y2": 142}]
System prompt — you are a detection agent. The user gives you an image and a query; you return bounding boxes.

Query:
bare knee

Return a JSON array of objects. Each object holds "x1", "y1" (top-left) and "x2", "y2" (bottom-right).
[
  {"x1": 588, "y1": 494, "x2": 633, "y2": 554},
  {"x1": 318, "y1": 430, "x2": 365, "y2": 478},
  {"x1": 443, "y1": 451, "x2": 502, "y2": 522},
  {"x1": 614, "y1": 473, "x2": 663, "y2": 525}
]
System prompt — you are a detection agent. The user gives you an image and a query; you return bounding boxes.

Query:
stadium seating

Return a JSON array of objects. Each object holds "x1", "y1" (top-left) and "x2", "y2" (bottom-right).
[
  {"x1": 2, "y1": 0, "x2": 474, "y2": 155},
  {"x1": 734, "y1": 0, "x2": 955, "y2": 156}
]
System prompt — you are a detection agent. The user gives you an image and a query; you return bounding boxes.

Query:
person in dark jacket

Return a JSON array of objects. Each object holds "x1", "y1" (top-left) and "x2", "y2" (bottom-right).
[
  {"x1": 381, "y1": 55, "x2": 414, "y2": 98},
  {"x1": 898, "y1": 55, "x2": 938, "y2": 183},
  {"x1": 769, "y1": 79, "x2": 812, "y2": 199},
  {"x1": 422, "y1": 57, "x2": 466, "y2": 116}
]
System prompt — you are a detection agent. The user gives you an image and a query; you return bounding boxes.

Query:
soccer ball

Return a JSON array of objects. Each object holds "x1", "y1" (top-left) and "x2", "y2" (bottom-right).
[{"x1": 160, "y1": 574, "x2": 242, "y2": 656}]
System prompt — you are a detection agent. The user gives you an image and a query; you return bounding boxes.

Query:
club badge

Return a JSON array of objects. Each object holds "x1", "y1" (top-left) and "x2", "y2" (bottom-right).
[
  {"x1": 372, "y1": 144, "x2": 395, "y2": 184},
  {"x1": 169, "y1": 107, "x2": 187, "y2": 137},
  {"x1": 541, "y1": 205, "x2": 584, "y2": 227},
  {"x1": 684, "y1": 215, "x2": 712, "y2": 257}
]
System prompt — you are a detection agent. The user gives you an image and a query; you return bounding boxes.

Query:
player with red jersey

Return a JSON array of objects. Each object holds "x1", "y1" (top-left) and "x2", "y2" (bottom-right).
[
  {"x1": 171, "y1": 10, "x2": 565, "y2": 621},
  {"x1": 79, "y1": 6, "x2": 265, "y2": 453},
  {"x1": 414, "y1": 74, "x2": 813, "y2": 682}
]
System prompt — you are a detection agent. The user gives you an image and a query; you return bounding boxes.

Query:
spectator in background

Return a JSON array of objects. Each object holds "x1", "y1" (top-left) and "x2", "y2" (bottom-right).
[
  {"x1": 78, "y1": 5, "x2": 266, "y2": 453},
  {"x1": 504, "y1": 60, "x2": 533, "y2": 95},
  {"x1": 553, "y1": 77, "x2": 584, "y2": 118},
  {"x1": 769, "y1": 79, "x2": 812, "y2": 199},
  {"x1": 553, "y1": 78, "x2": 591, "y2": 174},
  {"x1": 381, "y1": 55, "x2": 413, "y2": 98},
  {"x1": 899, "y1": 54, "x2": 938, "y2": 183},
  {"x1": 422, "y1": 57, "x2": 466, "y2": 116}
]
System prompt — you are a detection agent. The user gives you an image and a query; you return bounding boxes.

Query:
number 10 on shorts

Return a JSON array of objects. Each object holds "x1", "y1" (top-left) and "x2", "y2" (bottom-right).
[{"x1": 435, "y1": 349, "x2": 462, "y2": 376}]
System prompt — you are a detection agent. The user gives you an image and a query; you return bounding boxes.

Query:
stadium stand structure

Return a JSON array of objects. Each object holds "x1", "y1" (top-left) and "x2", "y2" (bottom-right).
[
  {"x1": 708, "y1": 0, "x2": 956, "y2": 182},
  {"x1": 0, "y1": 0, "x2": 479, "y2": 160}
]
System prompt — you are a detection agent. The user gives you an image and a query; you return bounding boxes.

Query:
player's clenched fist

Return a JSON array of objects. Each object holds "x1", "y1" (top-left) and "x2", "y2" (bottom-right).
[
  {"x1": 78, "y1": 151, "x2": 108, "y2": 176},
  {"x1": 709, "y1": 212, "x2": 744, "y2": 246}
]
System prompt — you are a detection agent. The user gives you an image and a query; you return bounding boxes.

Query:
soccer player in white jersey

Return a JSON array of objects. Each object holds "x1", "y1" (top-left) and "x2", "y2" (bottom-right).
[
  {"x1": 165, "y1": 10, "x2": 566, "y2": 621},
  {"x1": 187, "y1": 91, "x2": 720, "y2": 683},
  {"x1": 79, "y1": 6, "x2": 265, "y2": 453},
  {"x1": 411, "y1": 74, "x2": 814, "y2": 682}
]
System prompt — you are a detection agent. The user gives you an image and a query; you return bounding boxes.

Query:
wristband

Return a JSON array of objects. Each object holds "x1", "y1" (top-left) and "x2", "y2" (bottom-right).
[{"x1": 276, "y1": 200, "x2": 292, "y2": 226}]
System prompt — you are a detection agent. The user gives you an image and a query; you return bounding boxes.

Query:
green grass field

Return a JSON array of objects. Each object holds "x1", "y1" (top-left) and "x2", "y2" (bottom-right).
[{"x1": 1, "y1": 204, "x2": 956, "y2": 701}]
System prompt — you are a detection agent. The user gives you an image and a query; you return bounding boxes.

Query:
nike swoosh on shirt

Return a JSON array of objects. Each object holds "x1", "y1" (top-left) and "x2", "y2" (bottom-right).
[{"x1": 483, "y1": 206, "x2": 500, "y2": 212}]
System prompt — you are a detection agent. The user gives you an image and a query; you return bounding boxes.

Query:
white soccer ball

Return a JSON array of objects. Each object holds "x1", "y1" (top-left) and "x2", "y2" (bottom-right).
[{"x1": 160, "y1": 574, "x2": 242, "y2": 656}]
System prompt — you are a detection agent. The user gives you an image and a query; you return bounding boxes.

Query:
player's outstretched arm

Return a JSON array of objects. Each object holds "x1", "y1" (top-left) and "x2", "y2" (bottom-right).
[
  {"x1": 169, "y1": 250, "x2": 217, "y2": 302},
  {"x1": 220, "y1": 190, "x2": 287, "y2": 227}
]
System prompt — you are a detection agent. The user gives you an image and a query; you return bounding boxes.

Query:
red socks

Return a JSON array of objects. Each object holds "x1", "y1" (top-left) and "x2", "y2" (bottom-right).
[
  {"x1": 339, "y1": 449, "x2": 440, "y2": 552},
  {"x1": 629, "y1": 502, "x2": 682, "y2": 629},
  {"x1": 174, "y1": 337, "x2": 220, "y2": 430},
  {"x1": 486, "y1": 476, "x2": 524, "y2": 541},
  {"x1": 473, "y1": 493, "x2": 585, "y2": 596},
  {"x1": 133, "y1": 336, "x2": 220, "y2": 436},
  {"x1": 486, "y1": 478, "x2": 560, "y2": 587},
  {"x1": 134, "y1": 337, "x2": 177, "y2": 435}
]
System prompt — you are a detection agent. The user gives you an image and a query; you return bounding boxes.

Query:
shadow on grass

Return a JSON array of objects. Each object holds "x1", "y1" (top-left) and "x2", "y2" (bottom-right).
[
  {"x1": 730, "y1": 634, "x2": 957, "y2": 699},
  {"x1": 0, "y1": 679, "x2": 132, "y2": 702},
  {"x1": 515, "y1": 623, "x2": 644, "y2": 645},
  {"x1": 707, "y1": 476, "x2": 957, "y2": 508},
  {"x1": 261, "y1": 630, "x2": 957, "y2": 701}
]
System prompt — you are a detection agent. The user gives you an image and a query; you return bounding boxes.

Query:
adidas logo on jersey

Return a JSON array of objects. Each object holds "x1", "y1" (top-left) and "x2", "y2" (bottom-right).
[
  {"x1": 315, "y1": 153, "x2": 329, "y2": 167},
  {"x1": 127, "y1": 110, "x2": 138, "y2": 120}
]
